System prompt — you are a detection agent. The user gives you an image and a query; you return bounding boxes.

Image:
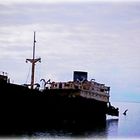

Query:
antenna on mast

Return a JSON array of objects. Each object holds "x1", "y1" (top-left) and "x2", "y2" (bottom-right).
[{"x1": 26, "y1": 31, "x2": 41, "y2": 89}]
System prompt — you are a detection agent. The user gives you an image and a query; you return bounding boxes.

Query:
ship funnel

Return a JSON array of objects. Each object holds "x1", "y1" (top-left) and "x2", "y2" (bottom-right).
[{"x1": 73, "y1": 71, "x2": 88, "y2": 82}]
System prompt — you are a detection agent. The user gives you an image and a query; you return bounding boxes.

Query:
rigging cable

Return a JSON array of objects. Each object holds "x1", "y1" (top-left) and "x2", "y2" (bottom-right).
[{"x1": 25, "y1": 65, "x2": 31, "y2": 84}]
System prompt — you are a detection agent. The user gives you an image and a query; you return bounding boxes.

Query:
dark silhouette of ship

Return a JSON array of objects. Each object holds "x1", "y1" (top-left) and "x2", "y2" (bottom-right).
[{"x1": 0, "y1": 32, "x2": 119, "y2": 135}]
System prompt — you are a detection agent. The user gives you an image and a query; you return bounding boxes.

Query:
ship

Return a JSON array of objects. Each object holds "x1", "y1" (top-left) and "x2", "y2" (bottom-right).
[{"x1": 0, "y1": 32, "x2": 119, "y2": 135}]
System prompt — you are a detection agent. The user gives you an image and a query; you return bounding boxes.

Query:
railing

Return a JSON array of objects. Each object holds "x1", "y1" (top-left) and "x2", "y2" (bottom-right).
[{"x1": 50, "y1": 81, "x2": 110, "y2": 91}]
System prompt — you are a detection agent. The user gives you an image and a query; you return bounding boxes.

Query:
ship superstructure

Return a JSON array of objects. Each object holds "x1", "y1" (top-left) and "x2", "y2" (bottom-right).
[{"x1": 48, "y1": 71, "x2": 110, "y2": 103}]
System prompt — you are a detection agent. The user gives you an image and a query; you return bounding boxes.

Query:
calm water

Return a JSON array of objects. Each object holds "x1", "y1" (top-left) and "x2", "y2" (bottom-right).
[
  {"x1": 106, "y1": 102, "x2": 140, "y2": 139},
  {"x1": 7, "y1": 102, "x2": 140, "y2": 139}
]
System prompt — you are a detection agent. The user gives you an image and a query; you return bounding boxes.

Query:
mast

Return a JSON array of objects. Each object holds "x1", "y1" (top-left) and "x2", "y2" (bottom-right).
[{"x1": 26, "y1": 32, "x2": 41, "y2": 89}]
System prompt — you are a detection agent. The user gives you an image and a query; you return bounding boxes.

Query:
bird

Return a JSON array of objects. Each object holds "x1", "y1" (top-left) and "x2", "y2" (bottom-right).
[{"x1": 123, "y1": 109, "x2": 128, "y2": 115}]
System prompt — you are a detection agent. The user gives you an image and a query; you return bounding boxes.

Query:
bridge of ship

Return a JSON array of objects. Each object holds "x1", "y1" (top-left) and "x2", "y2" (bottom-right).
[{"x1": 48, "y1": 80, "x2": 110, "y2": 102}]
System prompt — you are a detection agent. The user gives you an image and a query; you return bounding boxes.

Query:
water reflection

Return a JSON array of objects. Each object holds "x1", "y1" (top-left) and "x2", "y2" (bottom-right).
[
  {"x1": 0, "y1": 118, "x2": 119, "y2": 138},
  {"x1": 106, "y1": 118, "x2": 119, "y2": 138},
  {"x1": 32, "y1": 121, "x2": 106, "y2": 138},
  {"x1": 31, "y1": 118, "x2": 119, "y2": 138}
]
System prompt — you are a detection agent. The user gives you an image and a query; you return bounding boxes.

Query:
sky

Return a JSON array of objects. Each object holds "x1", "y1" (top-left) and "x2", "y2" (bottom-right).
[{"x1": 0, "y1": 0, "x2": 140, "y2": 102}]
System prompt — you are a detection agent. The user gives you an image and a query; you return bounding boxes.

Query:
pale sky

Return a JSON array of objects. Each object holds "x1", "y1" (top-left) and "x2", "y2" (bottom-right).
[{"x1": 0, "y1": 0, "x2": 140, "y2": 102}]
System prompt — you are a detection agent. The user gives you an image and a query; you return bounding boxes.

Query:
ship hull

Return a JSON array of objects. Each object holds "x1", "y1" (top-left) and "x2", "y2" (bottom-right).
[{"x1": 0, "y1": 82, "x2": 107, "y2": 134}]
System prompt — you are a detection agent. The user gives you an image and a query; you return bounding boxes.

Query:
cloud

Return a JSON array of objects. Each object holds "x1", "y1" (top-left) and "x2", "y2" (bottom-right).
[
  {"x1": 0, "y1": 0, "x2": 139, "y2": 6},
  {"x1": 0, "y1": 1, "x2": 140, "y2": 101}
]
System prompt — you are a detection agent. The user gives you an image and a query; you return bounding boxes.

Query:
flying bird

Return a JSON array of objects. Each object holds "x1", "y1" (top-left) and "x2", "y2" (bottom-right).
[{"x1": 123, "y1": 109, "x2": 128, "y2": 115}]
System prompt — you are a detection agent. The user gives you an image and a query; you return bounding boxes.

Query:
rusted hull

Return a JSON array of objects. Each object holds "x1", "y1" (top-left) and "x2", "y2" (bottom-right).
[{"x1": 0, "y1": 82, "x2": 114, "y2": 134}]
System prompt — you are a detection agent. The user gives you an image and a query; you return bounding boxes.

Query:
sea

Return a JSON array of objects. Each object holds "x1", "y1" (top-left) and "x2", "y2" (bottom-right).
[{"x1": 1, "y1": 102, "x2": 140, "y2": 139}]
